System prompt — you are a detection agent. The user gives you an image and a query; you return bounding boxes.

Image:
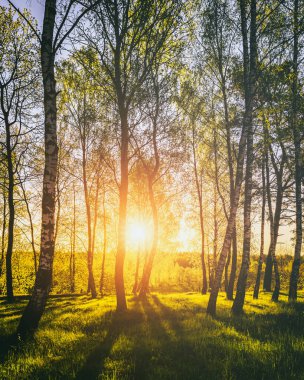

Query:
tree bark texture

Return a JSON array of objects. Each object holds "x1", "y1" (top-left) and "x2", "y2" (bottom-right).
[
  {"x1": 289, "y1": 0, "x2": 302, "y2": 302},
  {"x1": 232, "y1": 0, "x2": 257, "y2": 315},
  {"x1": 18, "y1": 0, "x2": 58, "y2": 336},
  {"x1": 253, "y1": 157, "x2": 266, "y2": 299},
  {"x1": 207, "y1": 0, "x2": 257, "y2": 317}
]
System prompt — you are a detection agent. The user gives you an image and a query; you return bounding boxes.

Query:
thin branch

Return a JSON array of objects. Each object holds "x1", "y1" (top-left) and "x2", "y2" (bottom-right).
[{"x1": 7, "y1": 1, "x2": 42, "y2": 43}]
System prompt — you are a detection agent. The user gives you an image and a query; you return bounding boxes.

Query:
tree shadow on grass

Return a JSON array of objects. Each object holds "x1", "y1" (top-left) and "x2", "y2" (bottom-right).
[
  {"x1": 0, "y1": 309, "x2": 26, "y2": 318},
  {"x1": 0, "y1": 302, "x2": 27, "y2": 363},
  {"x1": 75, "y1": 308, "x2": 143, "y2": 380},
  {"x1": 75, "y1": 296, "x2": 187, "y2": 380},
  {"x1": 138, "y1": 295, "x2": 217, "y2": 379},
  {"x1": 151, "y1": 295, "x2": 183, "y2": 332},
  {"x1": 139, "y1": 296, "x2": 173, "y2": 340},
  {"x1": 0, "y1": 333, "x2": 20, "y2": 363},
  {"x1": 216, "y1": 300, "x2": 304, "y2": 343},
  {"x1": 150, "y1": 295, "x2": 211, "y2": 378},
  {"x1": 133, "y1": 297, "x2": 178, "y2": 377},
  {"x1": 6, "y1": 309, "x2": 124, "y2": 380},
  {"x1": 3, "y1": 294, "x2": 304, "y2": 379},
  {"x1": 148, "y1": 294, "x2": 303, "y2": 380},
  {"x1": 0, "y1": 296, "x2": 110, "y2": 369},
  {"x1": 212, "y1": 299, "x2": 304, "y2": 379}
]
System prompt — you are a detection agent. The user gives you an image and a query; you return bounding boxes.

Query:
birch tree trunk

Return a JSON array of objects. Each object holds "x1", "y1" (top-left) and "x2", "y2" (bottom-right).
[
  {"x1": 231, "y1": 0, "x2": 257, "y2": 315},
  {"x1": 253, "y1": 156, "x2": 266, "y2": 299},
  {"x1": 206, "y1": 125, "x2": 247, "y2": 316},
  {"x1": 207, "y1": 0, "x2": 257, "y2": 317},
  {"x1": 70, "y1": 185, "x2": 76, "y2": 293},
  {"x1": 116, "y1": 108, "x2": 128, "y2": 311},
  {"x1": 263, "y1": 141, "x2": 274, "y2": 291},
  {"x1": 289, "y1": 0, "x2": 302, "y2": 302},
  {"x1": 227, "y1": 229, "x2": 237, "y2": 300},
  {"x1": 0, "y1": 188, "x2": 6, "y2": 282},
  {"x1": 212, "y1": 183, "x2": 218, "y2": 290},
  {"x1": 18, "y1": 0, "x2": 58, "y2": 336},
  {"x1": 82, "y1": 144, "x2": 97, "y2": 299},
  {"x1": 19, "y1": 177, "x2": 37, "y2": 274},
  {"x1": 224, "y1": 248, "x2": 231, "y2": 293},
  {"x1": 219, "y1": 39, "x2": 237, "y2": 301},
  {"x1": 265, "y1": 152, "x2": 281, "y2": 302},
  {"x1": 192, "y1": 123, "x2": 207, "y2": 294},
  {"x1": 263, "y1": 252, "x2": 273, "y2": 291},
  {"x1": 4, "y1": 114, "x2": 15, "y2": 302},
  {"x1": 99, "y1": 191, "x2": 107, "y2": 295}
]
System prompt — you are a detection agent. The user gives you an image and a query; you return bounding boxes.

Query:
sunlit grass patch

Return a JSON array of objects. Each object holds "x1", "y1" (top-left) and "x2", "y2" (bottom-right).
[{"x1": 1, "y1": 292, "x2": 304, "y2": 379}]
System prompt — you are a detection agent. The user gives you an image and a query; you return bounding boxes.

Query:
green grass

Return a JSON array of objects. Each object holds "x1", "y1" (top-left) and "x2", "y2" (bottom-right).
[{"x1": 1, "y1": 291, "x2": 304, "y2": 379}]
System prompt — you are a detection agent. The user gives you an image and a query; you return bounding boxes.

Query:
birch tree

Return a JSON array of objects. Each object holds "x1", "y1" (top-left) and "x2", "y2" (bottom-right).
[
  {"x1": 0, "y1": 5, "x2": 39, "y2": 302},
  {"x1": 12, "y1": 0, "x2": 101, "y2": 337}
]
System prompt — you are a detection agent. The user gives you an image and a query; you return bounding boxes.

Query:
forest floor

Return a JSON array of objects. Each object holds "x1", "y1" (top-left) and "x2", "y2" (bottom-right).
[{"x1": 1, "y1": 291, "x2": 304, "y2": 379}]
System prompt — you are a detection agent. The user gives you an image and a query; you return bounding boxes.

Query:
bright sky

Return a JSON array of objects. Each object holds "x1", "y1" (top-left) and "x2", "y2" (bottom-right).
[
  {"x1": 24, "y1": 0, "x2": 44, "y2": 26},
  {"x1": 0, "y1": 1, "x2": 44, "y2": 27}
]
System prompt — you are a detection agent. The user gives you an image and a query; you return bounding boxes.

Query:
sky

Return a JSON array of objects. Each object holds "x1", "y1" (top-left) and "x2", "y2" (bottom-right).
[
  {"x1": 2, "y1": 0, "x2": 44, "y2": 27},
  {"x1": 24, "y1": 0, "x2": 44, "y2": 25}
]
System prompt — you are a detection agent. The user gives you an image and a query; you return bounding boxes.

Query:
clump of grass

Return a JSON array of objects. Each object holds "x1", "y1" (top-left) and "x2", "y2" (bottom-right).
[{"x1": 0, "y1": 292, "x2": 304, "y2": 379}]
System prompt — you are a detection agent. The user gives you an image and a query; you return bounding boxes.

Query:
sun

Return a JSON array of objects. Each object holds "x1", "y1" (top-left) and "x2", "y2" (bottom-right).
[{"x1": 129, "y1": 222, "x2": 146, "y2": 242}]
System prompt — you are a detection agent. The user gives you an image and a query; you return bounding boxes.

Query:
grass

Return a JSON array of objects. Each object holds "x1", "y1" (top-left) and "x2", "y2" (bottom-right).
[{"x1": 1, "y1": 291, "x2": 304, "y2": 379}]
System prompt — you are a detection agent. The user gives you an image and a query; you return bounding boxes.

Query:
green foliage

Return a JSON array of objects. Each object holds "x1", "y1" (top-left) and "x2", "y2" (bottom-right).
[
  {"x1": 0, "y1": 250, "x2": 302, "y2": 296},
  {"x1": 1, "y1": 292, "x2": 304, "y2": 379}
]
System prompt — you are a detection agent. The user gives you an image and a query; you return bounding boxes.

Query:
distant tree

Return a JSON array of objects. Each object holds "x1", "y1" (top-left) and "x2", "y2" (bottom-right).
[
  {"x1": 70, "y1": 184, "x2": 76, "y2": 293},
  {"x1": 0, "y1": 168, "x2": 7, "y2": 289},
  {"x1": 231, "y1": 0, "x2": 257, "y2": 315},
  {"x1": 135, "y1": 65, "x2": 184, "y2": 297},
  {"x1": 207, "y1": 0, "x2": 257, "y2": 317},
  {"x1": 83, "y1": 0, "x2": 184, "y2": 310},
  {"x1": 289, "y1": 0, "x2": 303, "y2": 301},
  {"x1": 0, "y1": 5, "x2": 39, "y2": 302},
  {"x1": 58, "y1": 56, "x2": 103, "y2": 298},
  {"x1": 265, "y1": 137, "x2": 286, "y2": 302},
  {"x1": 18, "y1": 171, "x2": 38, "y2": 275},
  {"x1": 176, "y1": 75, "x2": 209, "y2": 295},
  {"x1": 253, "y1": 136, "x2": 266, "y2": 299},
  {"x1": 128, "y1": 161, "x2": 148, "y2": 295},
  {"x1": 99, "y1": 186, "x2": 108, "y2": 296},
  {"x1": 201, "y1": 0, "x2": 238, "y2": 300},
  {"x1": 191, "y1": 116, "x2": 208, "y2": 294}
]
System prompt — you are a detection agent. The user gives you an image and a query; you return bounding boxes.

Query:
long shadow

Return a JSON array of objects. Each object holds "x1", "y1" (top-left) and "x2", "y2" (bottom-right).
[
  {"x1": 216, "y1": 301, "x2": 304, "y2": 343},
  {"x1": 0, "y1": 302, "x2": 28, "y2": 364},
  {"x1": 0, "y1": 333, "x2": 21, "y2": 363},
  {"x1": 0, "y1": 309, "x2": 26, "y2": 318},
  {"x1": 32, "y1": 299, "x2": 173, "y2": 379},
  {"x1": 151, "y1": 296, "x2": 203, "y2": 357},
  {"x1": 75, "y1": 309, "x2": 142, "y2": 380},
  {"x1": 122, "y1": 296, "x2": 181, "y2": 379},
  {"x1": 139, "y1": 296, "x2": 214, "y2": 379},
  {"x1": 0, "y1": 296, "x2": 84, "y2": 323},
  {"x1": 0, "y1": 295, "x2": 92, "y2": 323},
  {"x1": 150, "y1": 295, "x2": 295, "y2": 380},
  {"x1": 0, "y1": 293, "x2": 85, "y2": 303},
  {"x1": 8, "y1": 309, "x2": 126, "y2": 380},
  {"x1": 151, "y1": 295, "x2": 184, "y2": 333},
  {"x1": 139, "y1": 297, "x2": 173, "y2": 341},
  {"x1": 0, "y1": 296, "x2": 107, "y2": 368},
  {"x1": 4, "y1": 294, "x2": 304, "y2": 379},
  {"x1": 211, "y1": 298, "x2": 304, "y2": 379}
]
